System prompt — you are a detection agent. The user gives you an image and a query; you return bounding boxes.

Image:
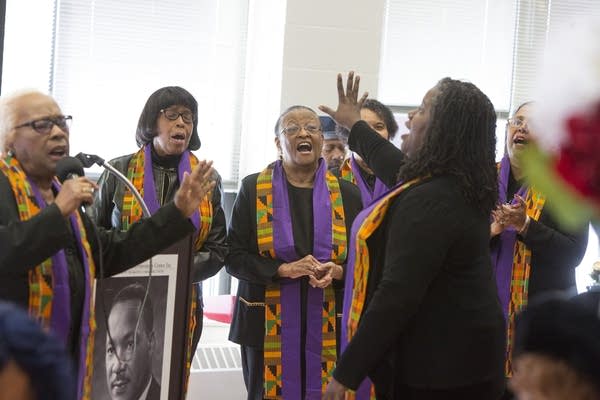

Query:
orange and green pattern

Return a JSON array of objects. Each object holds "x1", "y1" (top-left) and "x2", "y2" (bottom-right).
[
  {"x1": 340, "y1": 157, "x2": 356, "y2": 184},
  {"x1": 505, "y1": 188, "x2": 545, "y2": 376},
  {"x1": 0, "y1": 155, "x2": 97, "y2": 400},
  {"x1": 347, "y1": 178, "x2": 420, "y2": 342},
  {"x1": 256, "y1": 162, "x2": 346, "y2": 399},
  {"x1": 120, "y1": 148, "x2": 213, "y2": 394}
]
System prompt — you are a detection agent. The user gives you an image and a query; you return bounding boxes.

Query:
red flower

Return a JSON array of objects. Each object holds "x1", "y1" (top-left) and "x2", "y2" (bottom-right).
[{"x1": 555, "y1": 102, "x2": 600, "y2": 207}]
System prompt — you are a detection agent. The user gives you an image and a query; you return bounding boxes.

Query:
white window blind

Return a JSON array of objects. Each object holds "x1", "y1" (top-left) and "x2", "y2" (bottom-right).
[
  {"x1": 508, "y1": 0, "x2": 600, "y2": 113},
  {"x1": 51, "y1": 0, "x2": 248, "y2": 188},
  {"x1": 379, "y1": 0, "x2": 516, "y2": 111},
  {"x1": 2, "y1": 0, "x2": 54, "y2": 93}
]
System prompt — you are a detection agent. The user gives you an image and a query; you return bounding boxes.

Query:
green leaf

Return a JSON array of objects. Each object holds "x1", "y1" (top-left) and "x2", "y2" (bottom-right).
[{"x1": 521, "y1": 145, "x2": 596, "y2": 230}]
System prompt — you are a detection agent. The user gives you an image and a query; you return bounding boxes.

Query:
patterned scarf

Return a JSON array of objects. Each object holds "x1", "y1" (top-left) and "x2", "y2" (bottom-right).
[
  {"x1": 0, "y1": 155, "x2": 96, "y2": 400},
  {"x1": 256, "y1": 159, "x2": 347, "y2": 399},
  {"x1": 119, "y1": 144, "x2": 213, "y2": 391},
  {"x1": 341, "y1": 178, "x2": 421, "y2": 400},
  {"x1": 491, "y1": 155, "x2": 545, "y2": 376},
  {"x1": 340, "y1": 156, "x2": 389, "y2": 207}
]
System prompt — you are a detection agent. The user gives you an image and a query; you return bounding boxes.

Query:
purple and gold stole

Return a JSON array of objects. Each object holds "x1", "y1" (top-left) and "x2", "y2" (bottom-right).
[
  {"x1": 342, "y1": 178, "x2": 421, "y2": 400},
  {"x1": 340, "y1": 155, "x2": 389, "y2": 207},
  {"x1": 256, "y1": 159, "x2": 347, "y2": 399},
  {"x1": 120, "y1": 144, "x2": 214, "y2": 391},
  {"x1": 491, "y1": 155, "x2": 545, "y2": 376},
  {"x1": 1, "y1": 155, "x2": 97, "y2": 400}
]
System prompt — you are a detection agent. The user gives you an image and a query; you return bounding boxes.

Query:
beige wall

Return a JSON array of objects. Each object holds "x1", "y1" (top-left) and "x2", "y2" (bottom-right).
[{"x1": 279, "y1": 0, "x2": 387, "y2": 112}]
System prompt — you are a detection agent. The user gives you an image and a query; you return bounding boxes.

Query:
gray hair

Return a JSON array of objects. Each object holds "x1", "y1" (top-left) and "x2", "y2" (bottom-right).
[
  {"x1": 273, "y1": 105, "x2": 319, "y2": 136},
  {"x1": 0, "y1": 89, "x2": 49, "y2": 154}
]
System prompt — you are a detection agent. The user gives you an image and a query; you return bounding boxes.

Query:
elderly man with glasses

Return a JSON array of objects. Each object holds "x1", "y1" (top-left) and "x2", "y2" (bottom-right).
[{"x1": 0, "y1": 89, "x2": 216, "y2": 400}]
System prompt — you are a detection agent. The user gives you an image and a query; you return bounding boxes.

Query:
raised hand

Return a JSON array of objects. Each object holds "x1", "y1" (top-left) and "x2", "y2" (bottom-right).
[
  {"x1": 319, "y1": 71, "x2": 369, "y2": 130},
  {"x1": 174, "y1": 160, "x2": 216, "y2": 217},
  {"x1": 54, "y1": 177, "x2": 98, "y2": 216}
]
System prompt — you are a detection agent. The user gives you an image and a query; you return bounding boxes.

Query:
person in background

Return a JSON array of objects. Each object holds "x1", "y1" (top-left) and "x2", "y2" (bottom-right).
[
  {"x1": 0, "y1": 301, "x2": 75, "y2": 400},
  {"x1": 321, "y1": 72, "x2": 505, "y2": 399},
  {"x1": 91, "y1": 86, "x2": 228, "y2": 384},
  {"x1": 226, "y1": 105, "x2": 362, "y2": 399},
  {"x1": 489, "y1": 101, "x2": 589, "y2": 380},
  {"x1": 399, "y1": 119, "x2": 412, "y2": 154},
  {"x1": 320, "y1": 115, "x2": 347, "y2": 170},
  {"x1": 338, "y1": 99, "x2": 399, "y2": 207},
  {"x1": 0, "y1": 89, "x2": 215, "y2": 400},
  {"x1": 509, "y1": 290, "x2": 600, "y2": 400},
  {"x1": 105, "y1": 284, "x2": 160, "y2": 400}
]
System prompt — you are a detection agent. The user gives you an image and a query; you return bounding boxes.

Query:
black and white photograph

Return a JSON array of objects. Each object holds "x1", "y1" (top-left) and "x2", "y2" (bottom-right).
[{"x1": 91, "y1": 254, "x2": 179, "y2": 400}]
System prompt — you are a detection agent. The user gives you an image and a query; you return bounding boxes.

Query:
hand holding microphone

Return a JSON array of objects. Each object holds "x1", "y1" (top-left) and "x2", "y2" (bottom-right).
[{"x1": 54, "y1": 156, "x2": 98, "y2": 217}]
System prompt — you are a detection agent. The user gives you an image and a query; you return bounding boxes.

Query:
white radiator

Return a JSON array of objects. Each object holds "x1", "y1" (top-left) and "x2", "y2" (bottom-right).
[
  {"x1": 192, "y1": 344, "x2": 242, "y2": 371},
  {"x1": 187, "y1": 343, "x2": 246, "y2": 399}
]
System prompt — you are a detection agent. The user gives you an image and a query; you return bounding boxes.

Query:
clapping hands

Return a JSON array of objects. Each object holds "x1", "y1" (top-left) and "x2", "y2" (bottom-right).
[{"x1": 491, "y1": 194, "x2": 528, "y2": 236}]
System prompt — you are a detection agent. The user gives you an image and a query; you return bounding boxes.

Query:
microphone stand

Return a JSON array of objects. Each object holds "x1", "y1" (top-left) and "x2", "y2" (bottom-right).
[
  {"x1": 76, "y1": 152, "x2": 155, "y2": 363},
  {"x1": 75, "y1": 152, "x2": 151, "y2": 218}
]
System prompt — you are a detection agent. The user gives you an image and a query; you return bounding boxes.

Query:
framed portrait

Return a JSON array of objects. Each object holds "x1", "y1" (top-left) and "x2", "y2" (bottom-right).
[{"x1": 91, "y1": 237, "x2": 193, "y2": 400}]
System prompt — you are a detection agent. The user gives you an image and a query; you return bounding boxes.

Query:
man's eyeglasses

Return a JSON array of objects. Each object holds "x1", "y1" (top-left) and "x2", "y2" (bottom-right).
[
  {"x1": 280, "y1": 124, "x2": 322, "y2": 137},
  {"x1": 14, "y1": 115, "x2": 72, "y2": 135},
  {"x1": 160, "y1": 108, "x2": 194, "y2": 124},
  {"x1": 507, "y1": 117, "x2": 528, "y2": 129}
]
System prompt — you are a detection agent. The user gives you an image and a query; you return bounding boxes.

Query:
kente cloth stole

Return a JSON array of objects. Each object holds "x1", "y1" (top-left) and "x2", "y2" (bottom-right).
[
  {"x1": 341, "y1": 178, "x2": 421, "y2": 400},
  {"x1": 491, "y1": 155, "x2": 545, "y2": 376},
  {"x1": 0, "y1": 156, "x2": 97, "y2": 400},
  {"x1": 121, "y1": 144, "x2": 213, "y2": 248},
  {"x1": 256, "y1": 159, "x2": 347, "y2": 400},
  {"x1": 120, "y1": 144, "x2": 213, "y2": 392},
  {"x1": 340, "y1": 156, "x2": 389, "y2": 208}
]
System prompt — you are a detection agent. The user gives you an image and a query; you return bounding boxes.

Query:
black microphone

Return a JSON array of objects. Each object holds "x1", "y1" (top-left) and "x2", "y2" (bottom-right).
[
  {"x1": 73, "y1": 152, "x2": 151, "y2": 217},
  {"x1": 56, "y1": 156, "x2": 85, "y2": 183},
  {"x1": 74, "y1": 152, "x2": 105, "y2": 168}
]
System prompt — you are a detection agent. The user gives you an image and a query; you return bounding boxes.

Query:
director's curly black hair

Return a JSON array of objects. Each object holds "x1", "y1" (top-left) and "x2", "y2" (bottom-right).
[{"x1": 398, "y1": 78, "x2": 498, "y2": 215}]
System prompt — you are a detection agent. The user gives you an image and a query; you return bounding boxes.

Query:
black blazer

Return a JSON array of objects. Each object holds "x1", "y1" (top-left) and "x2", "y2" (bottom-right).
[
  {"x1": 91, "y1": 152, "x2": 228, "y2": 284},
  {"x1": 333, "y1": 176, "x2": 506, "y2": 394}
]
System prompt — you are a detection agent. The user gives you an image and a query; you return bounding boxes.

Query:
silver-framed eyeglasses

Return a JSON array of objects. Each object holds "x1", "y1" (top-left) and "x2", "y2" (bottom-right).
[
  {"x1": 160, "y1": 108, "x2": 194, "y2": 124},
  {"x1": 14, "y1": 115, "x2": 72, "y2": 135},
  {"x1": 507, "y1": 117, "x2": 528, "y2": 129},
  {"x1": 280, "y1": 124, "x2": 322, "y2": 137}
]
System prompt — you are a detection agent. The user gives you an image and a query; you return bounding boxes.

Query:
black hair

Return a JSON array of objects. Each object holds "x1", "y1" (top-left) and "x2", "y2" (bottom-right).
[
  {"x1": 274, "y1": 105, "x2": 318, "y2": 136},
  {"x1": 135, "y1": 86, "x2": 200, "y2": 150},
  {"x1": 362, "y1": 98, "x2": 399, "y2": 140},
  {"x1": 398, "y1": 77, "x2": 498, "y2": 215},
  {"x1": 514, "y1": 291, "x2": 600, "y2": 394},
  {"x1": 0, "y1": 301, "x2": 76, "y2": 400},
  {"x1": 110, "y1": 283, "x2": 154, "y2": 336}
]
